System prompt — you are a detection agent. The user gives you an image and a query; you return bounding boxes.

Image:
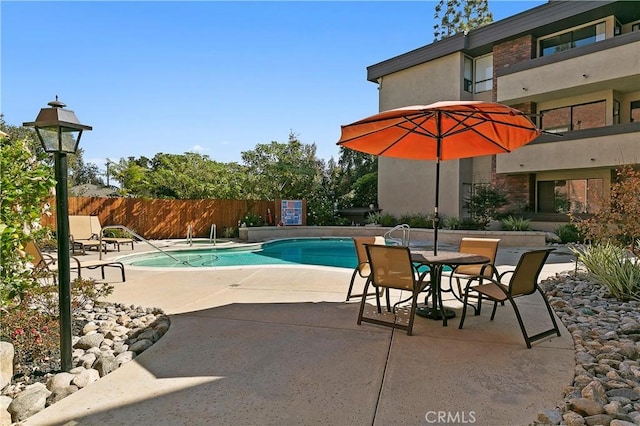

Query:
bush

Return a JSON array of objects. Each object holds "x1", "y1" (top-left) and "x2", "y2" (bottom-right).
[
  {"x1": 464, "y1": 184, "x2": 509, "y2": 229},
  {"x1": 443, "y1": 216, "x2": 462, "y2": 230},
  {"x1": 365, "y1": 211, "x2": 382, "y2": 225},
  {"x1": 399, "y1": 213, "x2": 434, "y2": 229},
  {"x1": 0, "y1": 276, "x2": 113, "y2": 376},
  {"x1": 500, "y1": 215, "x2": 532, "y2": 231},
  {"x1": 240, "y1": 211, "x2": 263, "y2": 227},
  {"x1": 378, "y1": 214, "x2": 398, "y2": 227},
  {"x1": 459, "y1": 218, "x2": 486, "y2": 230},
  {"x1": 1, "y1": 136, "x2": 56, "y2": 306},
  {"x1": 555, "y1": 223, "x2": 583, "y2": 243},
  {"x1": 570, "y1": 243, "x2": 640, "y2": 301},
  {"x1": 573, "y1": 165, "x2": 640, "y2": 254},
  {"x1": 0, "y1": 305, "x2": 60, "y2": 373}
]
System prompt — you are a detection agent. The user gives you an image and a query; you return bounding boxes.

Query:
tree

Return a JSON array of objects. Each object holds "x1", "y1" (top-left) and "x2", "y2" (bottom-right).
[
  {"x1": 0, "y1": 133, "x2": 56, "y2": 305},
  {"x1": 240, "y1": 132, "x2": 321, "y2": 201},
  {"x1": 433, "y1": 0, "x2": 493, "y2": 41},
  {"x1": 333, "y1": 148, "x2": 378, "y2": 208},
  {"x1": 69, "y1": 153, "x2": 105, "y2": 187},
  {"x1": 574, "y1": 165, "x2": 640, "y2": 254}
]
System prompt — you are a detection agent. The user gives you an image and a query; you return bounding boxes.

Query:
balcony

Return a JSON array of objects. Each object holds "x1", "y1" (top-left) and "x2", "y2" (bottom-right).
[
  {"x1": 496, "y1": 31, "x2": 640, "y2": 104},
  {"x1": 496, "y1": 122, "x2": 640, "y2": 174}
]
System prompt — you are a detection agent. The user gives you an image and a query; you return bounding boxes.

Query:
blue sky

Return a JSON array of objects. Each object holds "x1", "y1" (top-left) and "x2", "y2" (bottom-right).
[{"x1": 2, "y1": 1, "x2": 544, "y2": 170}]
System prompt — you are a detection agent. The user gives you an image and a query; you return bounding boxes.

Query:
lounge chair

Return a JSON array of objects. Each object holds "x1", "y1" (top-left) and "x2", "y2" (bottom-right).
[
  {"x1": 458, "y1": 249, "x2": 560, "y2": 348},
  {"x1": 357, "y1": 244, "x2": 428, "y2": 335},
  {"x1": 69, "y1": 215, "x2": 106, "y2": 254},
  {"x1": 346, "y1": 236, "x2": 386, "y2": 301},
  {"x1": 25, "y1": 241, "x2": 126, "y2": 282},
  {"x1": 90, "y1": 215, "x2": 135, "y2": 251}
]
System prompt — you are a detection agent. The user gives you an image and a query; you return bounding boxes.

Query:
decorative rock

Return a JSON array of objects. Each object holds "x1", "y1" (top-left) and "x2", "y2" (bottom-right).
[
  {"x1": 115, "y1": 351, "x2": 135, "y2": 365},
  {"x1": 569, "y1": 398, "x2": 605, "y2": 416},
  {"x1": 564, "y1": 410, "x2": 587, "y2": 426},
  {"x1": 7, "y1": 383, "x2": 51, "y2": 422},
  {"x1": 128, "y1": 339, "x2": 153, "y2": 354},
  {"x1": 78, "y1": 352, "x2": 97, "y2": 369},
  {"x1": 74, "y1": 333, "x2": 105, "y2": 350},
  {"x1": 583, "y1": 380, "x2": 608, "y2": 406},
  {"x1": 94, "y1": 354, "x2": 118, "y2": 377},
  {"x1": 610, "y1": 420, "x2": 637, "y2": 426},
  {"x1": 537, "y1": 409, "x2": 563, "y2": 425},
  {"x1": 46, "y1": 372, "x2": 74, "y2": 391},
  {"x1": 70, "y1": 367, "x2": 100, "y2": 388},
  {"x1": 584, "y1": 414, "x2": 613, "y2": 426},
  {"x1": 47, "y1": 385, "x2": 79, "y2": 405},
  {"x1": 0, "y1": 343, "x2": 14, "y2": 391},
  {"x1": 607, "y1": 389, "x2": 640, "y2": 401}
]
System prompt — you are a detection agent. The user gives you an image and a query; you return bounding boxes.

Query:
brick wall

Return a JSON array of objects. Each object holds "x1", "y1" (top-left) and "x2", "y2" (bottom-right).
[
  {"x1": 494, "y1": 173, "x2": 536, "y2": 211},
  {"x1": 492, "y1": 34, "x2": 536, "y2": 102}
]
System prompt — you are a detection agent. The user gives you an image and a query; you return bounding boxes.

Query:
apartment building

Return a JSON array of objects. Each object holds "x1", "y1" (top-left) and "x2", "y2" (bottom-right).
[{"x1": 367, "y1": 1, "x2": 640, "y2": 229}]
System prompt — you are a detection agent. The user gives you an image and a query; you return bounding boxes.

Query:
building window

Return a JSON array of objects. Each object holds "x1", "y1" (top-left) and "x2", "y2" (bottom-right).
[
  {"x1": 540, "y1": 22, "x2": 606, "y2": 57},
  {"x1": 463, "y1": 56, "x2": 473, "y2": 93},
  {"x1": 474, "y1": 54, "x2": 493, "y2": 93},
  {"x1": 541, "y1": 100, "x2": 606, "y2": 132},
  {"x1": 632, "y1": 23, "x2": 640, "y2": 32},
  {"x1": 631, "y1": 101, "x2": 640, "y2": 122},
  {"x1": 538, "y1": 179, "x2": 603, "y2": 213}
]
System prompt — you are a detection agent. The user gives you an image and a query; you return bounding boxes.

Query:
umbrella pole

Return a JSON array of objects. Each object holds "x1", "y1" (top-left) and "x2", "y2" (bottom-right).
[
  {"x1": 434, "y1": 159, "x2": 440, "y2": 256},
  {"x1": 433, "y1": 114, "x2": 442, "y2": 256}
]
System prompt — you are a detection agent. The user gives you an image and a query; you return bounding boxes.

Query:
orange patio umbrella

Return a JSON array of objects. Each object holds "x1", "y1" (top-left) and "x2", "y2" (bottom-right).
[{"x1": 337, "y1": 101, "x2": 541, "y2": 255}]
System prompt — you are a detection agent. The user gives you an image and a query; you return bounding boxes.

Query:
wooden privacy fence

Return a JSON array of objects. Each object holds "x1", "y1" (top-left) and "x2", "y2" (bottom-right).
[{"x1": 41, "y1": 197, "x2": 280, "y2": 239}]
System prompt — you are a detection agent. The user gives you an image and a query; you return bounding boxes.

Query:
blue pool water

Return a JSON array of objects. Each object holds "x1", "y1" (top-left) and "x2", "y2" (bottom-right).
[{"x1": 122, "y1": 238, "x2": 360, "y2": 268}]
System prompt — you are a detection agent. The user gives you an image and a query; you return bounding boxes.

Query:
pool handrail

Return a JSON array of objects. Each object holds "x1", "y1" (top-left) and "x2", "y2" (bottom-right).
[
  {"x1": 100, "y1": 225, "x2": 183, "y2": 264},
  {"x1": 384, "y1": 224, "x2": 411, "y2": 246}
]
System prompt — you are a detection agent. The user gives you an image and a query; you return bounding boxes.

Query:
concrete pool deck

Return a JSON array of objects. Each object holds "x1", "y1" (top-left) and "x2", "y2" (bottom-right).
[{"x1": 24, "y1": 242, "x2": 577, "y2": 425}]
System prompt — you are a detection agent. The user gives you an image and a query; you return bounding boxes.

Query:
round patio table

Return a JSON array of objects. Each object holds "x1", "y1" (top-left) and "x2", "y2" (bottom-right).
[{"x1": 410, "y1": 250, "x2": 490, "y2": 327}]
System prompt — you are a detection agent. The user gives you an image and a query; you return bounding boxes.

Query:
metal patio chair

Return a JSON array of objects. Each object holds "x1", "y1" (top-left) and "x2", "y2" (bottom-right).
[
  {"x1": 357, "y1": 244, "x2": 429, "y2": 336},
  {"x1": 346, "y1": 236, "x2": 386, "y2": 301},
  {"x1": 458, "y1": 249, "x2": 560, "y2": 348}
]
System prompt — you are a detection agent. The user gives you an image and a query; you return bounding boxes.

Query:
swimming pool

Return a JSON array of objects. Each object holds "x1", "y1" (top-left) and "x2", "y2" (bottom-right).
[{"x1": 122, "y1": 238, "x2": 360, "y2": 268}]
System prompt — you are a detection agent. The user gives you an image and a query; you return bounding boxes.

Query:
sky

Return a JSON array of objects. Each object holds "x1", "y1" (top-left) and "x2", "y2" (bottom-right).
[{"x1": 2, "y1": 1, "x2": 545, "y2": 172}]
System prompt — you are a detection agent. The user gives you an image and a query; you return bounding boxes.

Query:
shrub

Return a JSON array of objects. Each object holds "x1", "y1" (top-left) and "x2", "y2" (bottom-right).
[
  {"x1": 0, "y1": 305, "x2": 60, "y2": 373},
  {"x1": 573, "y1": 165, "x2": 640, "y2": 254},
  {"x1": 223, "y1": 227, "x2": 238, "y2": 238},
  {"x1": 443, "y1": 216, "x2": 462, "y2": 230},
  {"x1": 464, "y1": 184, "x2": 509, "y2": 229},
  {"x1": 378, "y1": 214, "x2": 398, "y2": 227},
  {"x1": 570, "y1": 243, "x2": 640, "y2": 301},
  {"x1": 1, "y1": 135, "x2": 56, "y2": 306},
  {"x1": 555, "y1": 223, "x2": 583, "y2": 243},
  {"x1": 500, "y1": 215, "x2": 531, "y2": 231},
  {"x1": 459, "y1": 218, "x2": 486, "y2": 230},
  {"x1": 399, "y1": 213, "x2": 434, "y2": 229},
  {"x1": 0, "y1": 276, "x2": 113, "y2": 376},
  {"x1": 240, "y1": 211, "x2": 263, "y2": 227},
  {"x1": 365, "y1": 211, "x2": 382, "y2": 225}
]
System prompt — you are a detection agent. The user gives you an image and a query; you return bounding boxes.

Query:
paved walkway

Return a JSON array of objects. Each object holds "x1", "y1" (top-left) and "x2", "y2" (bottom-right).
[{"x1": 25, "y1": 243, "x2": 577, "y2": 426}]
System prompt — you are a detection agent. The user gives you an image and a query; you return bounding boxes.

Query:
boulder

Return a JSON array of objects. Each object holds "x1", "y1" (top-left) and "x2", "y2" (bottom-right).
[
  {"x1": 7, "y1": 383, "x2": 51, "y2": 422},
  {"x1": 0, "y1": 342, "x2": 14, "y2": 390}
]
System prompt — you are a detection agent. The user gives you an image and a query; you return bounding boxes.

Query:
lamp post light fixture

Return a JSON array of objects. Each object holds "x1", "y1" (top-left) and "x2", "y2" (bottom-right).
[{"x1": 23, "y1": 97, "x2": 92, "y2": 372}]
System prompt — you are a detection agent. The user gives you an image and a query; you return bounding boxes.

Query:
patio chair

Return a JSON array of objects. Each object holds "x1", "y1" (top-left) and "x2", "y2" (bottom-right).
[
  {"x1": 69, "y1": 215, "x2": 106, "y2": 255},
  {"x1": 90, "y1": 215, "x2": 135, "y2": 251},
  {"x1": 458, "y1": 249, "x2": 560, "y2": 348},
  {"x1": 25, "y1": 241, "x2": 126, "y2": 282},
  {"x1": 446, "y1": 237, "x2": 500, "y2": 305},
  {"x1": 345, "y1": 236, "x2": 386, "y2": 301},
  {"x1": 25, "y1": 240, "x2": 59, "y2": 282},
  {"x1": 357, "y1": 244, "x2": 428, "y2": 336}
]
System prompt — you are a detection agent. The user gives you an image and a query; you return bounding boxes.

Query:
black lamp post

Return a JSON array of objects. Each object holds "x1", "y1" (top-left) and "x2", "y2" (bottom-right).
[{"x1": 23, "y1": 97, "x2": 92, "y2": 372}]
